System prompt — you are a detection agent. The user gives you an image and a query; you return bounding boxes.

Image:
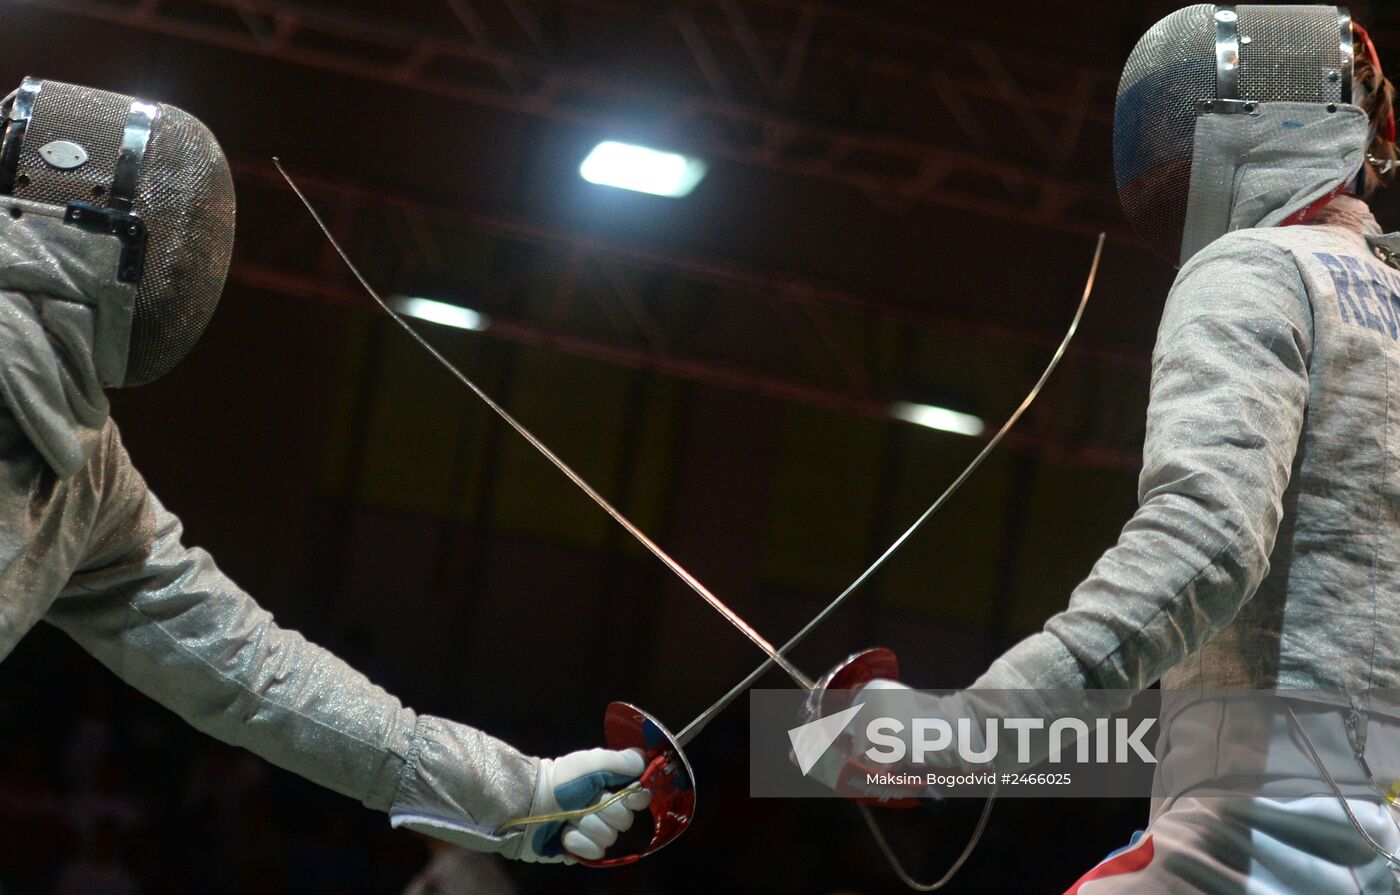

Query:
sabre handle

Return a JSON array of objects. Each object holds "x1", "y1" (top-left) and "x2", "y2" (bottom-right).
[{"x1": 499, "y1": 781, "x2": 650, "y2": 831}]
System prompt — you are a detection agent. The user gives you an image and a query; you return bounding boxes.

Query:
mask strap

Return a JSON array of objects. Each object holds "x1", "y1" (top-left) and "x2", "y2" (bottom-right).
[
  {"x1": 109, "y1": 100, "x2": 159, "y2": 213},
  {"x1": 1214, "y1": 6, "x2": 1240, "y2": 100},
  {"x1": 0, "y1": 77, "x2": 41, "y2": 195}
]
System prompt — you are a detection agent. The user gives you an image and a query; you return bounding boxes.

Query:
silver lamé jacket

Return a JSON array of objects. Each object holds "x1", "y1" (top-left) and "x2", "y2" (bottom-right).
[
  {"x1": 0, "y1": 198, "x2": 535, "y2": 853},
  {"x1": 976, "y1": 193, "x2": 1400, "y2": 708}
]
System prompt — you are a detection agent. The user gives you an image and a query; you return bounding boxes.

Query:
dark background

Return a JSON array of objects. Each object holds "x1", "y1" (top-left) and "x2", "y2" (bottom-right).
[{"x1": 3, "y1": 1, "x2": 1399, "y2": 893}]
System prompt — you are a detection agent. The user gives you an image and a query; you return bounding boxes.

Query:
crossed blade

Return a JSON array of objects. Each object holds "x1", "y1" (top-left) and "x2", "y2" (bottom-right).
[{"x1": 278, "y1": 157, "x2": 1103, "y2": 889}]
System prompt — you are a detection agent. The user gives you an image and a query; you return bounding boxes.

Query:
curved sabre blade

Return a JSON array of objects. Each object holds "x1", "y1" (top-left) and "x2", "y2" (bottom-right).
[
  {"x1": 677, "y1": 231, "x2": 1106, "y2": 746},
  {"x1": 283, "y1": 150, "x2": 1102, "y2": 888},
  {"x1": 274, "y1": 159, "x2": 815, "y2": 691}
]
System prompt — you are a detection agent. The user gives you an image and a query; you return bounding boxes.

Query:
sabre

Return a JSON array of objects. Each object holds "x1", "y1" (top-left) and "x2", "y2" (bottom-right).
[
  {"x1": 659, "y1": 230, "x2": 1103, "y2": 891},
  {"x1": 274, "y1": 157, "x2": 802, "y2": 867},
  {"x1": 523, "y1": 224, "x2": 1102, "y2": 755},
  {"x1": 278, "y1": 156, "x2": 1102, "y2": 880},
  {"x1": 677, "y1": 230, "x2": 1104, "y2": 748},
  {"x1": 504, "y1": 231, "x2": 1100, "y2": 884},
  {"x1": 272, "y1": 158, "x2": 813, "y2": 692}
]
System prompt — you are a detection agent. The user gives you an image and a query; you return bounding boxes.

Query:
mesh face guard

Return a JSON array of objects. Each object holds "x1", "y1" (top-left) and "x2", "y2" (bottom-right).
[
  {"x1": 1114, "y1": 5, "x2": 1354, "y2": 263},
  {"x1": 0, "y1": 78, "x2": 235, "y2": 386}
]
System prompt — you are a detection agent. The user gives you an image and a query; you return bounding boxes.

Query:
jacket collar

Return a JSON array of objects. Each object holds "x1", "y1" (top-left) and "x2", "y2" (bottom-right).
[{"x1": 0, "y1": 198, "x2": 134, "y2": 477}]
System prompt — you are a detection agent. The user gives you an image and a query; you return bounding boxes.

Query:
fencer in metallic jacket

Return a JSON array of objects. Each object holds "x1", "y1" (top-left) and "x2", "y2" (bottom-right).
[
  {"x1": 970, "y1": 90, "x2": 1400, "y2": 707},
  {"x1": 850, "y1": 3, "x2": 1400, "y2": 763},
  {"x1": 0, "y1": 77, "x2": 652, "y2": 866},
  {"x1": 974, "y1": 197, "x2": 1400, "y2": 700},
  {"x1": 842, "y1": 7, "x2": 1400, "y2": 889},
  {"x1": 0, "y1": 160, "x2": 651, "y2": 867},
  {"x1": 0, "y1": 194, "x2": 552, "y2": 852}
]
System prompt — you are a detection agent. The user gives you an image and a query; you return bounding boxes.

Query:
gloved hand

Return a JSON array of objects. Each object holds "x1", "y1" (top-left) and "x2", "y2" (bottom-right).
[
  {"x1": 798, "y1": 678, "x2": 950, "y2": 795},
  {"x1": 850, "y1": 678, "x2": 919, "y2": 759},
  {"x1": 853, "y1": 681, "x2": 995, "y2": 777},
  {"x1": 521, "y1": 747, "x2": 653, "y2": 863},
  {"x1": 389, "y1": 728, "x2": 653, "y2": 865},
  {"x1": 851, "y1": 679, "x2": 973, "y2": 764},
  {"x1": 791, "y1": 678, "x2": 918, "y2": 792}
]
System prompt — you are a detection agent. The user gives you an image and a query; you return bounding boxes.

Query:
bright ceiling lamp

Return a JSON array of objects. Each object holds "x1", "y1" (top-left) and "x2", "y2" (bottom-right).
[
  {"x1": 392, "y1": 296, "x2": 489, "y2": 332},
  {"x1": 580, "y1": 140, "x2": 708, "y2": 197},
  {"x1": 889, "y1": 401, "x2": 985, "y2": 438}
]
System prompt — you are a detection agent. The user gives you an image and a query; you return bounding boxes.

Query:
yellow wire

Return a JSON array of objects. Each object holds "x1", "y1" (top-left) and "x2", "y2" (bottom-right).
[{"x1": 499, "y1": 782, "x2": 647, "y2": 829}]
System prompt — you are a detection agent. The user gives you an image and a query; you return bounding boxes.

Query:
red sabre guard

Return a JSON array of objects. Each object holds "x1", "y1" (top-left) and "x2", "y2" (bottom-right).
[
  {"x1": 802, "y1": 647, "x2": 922, "y2": 808},
  {"x1": 574, "y1": 702, "x2": 696, "y2": 867},
  {"x1": 579, "y1": 651, "x2": 902, "y2": 866},
  {"x1": 821, "y1": 646, "x2": 900, "y2": 692},
  {"x1": 579, "y1": 648, "x2": 907, "y2": 866}
]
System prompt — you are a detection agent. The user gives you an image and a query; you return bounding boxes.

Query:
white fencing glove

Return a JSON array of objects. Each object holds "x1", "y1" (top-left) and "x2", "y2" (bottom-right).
[
  {"x1": 851, "y1": 678, "x2": 920, "y2": 760},
  {"x1": 523, "y1": 747, "x2": 652, "y2": 863},
  {"x1": 794, "y1": 678, "x2": 918, "y2": 793},
  {"x1": 800, "y1": 678, "x2": 954, "y2": 794},
  {"x1": 853, "y1": 681, "x2": 995, "y2": 779}
]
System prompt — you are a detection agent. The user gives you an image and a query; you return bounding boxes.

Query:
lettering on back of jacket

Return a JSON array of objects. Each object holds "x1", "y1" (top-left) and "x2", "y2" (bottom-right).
[{"x1": 1314, "y1": 251, "x2": 1400, "y2": 338}]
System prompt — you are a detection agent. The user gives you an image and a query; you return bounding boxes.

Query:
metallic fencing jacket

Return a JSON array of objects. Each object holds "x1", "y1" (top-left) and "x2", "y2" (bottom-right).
[
  {"x1": 976, "y1": 194, "x2": 1400, "y2": 710},
  {"x1": 0, "y1": 199, "x2": 536, "y2": 854}
]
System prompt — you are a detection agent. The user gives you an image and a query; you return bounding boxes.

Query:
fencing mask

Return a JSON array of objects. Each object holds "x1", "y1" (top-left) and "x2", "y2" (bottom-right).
[
  {"x1": 0, "y1": 77, "x2": 235, "y2": 387},
  {"x1": 1114, "y1": 5, "x2": 1367, "y2": 266}
]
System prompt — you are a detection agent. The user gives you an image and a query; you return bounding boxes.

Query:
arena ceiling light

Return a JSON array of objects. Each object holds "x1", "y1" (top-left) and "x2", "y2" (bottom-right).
[
  {"x1": 889, "y1": 401, "x2": 986, "y2": 438},
  {"x1": 580, "y1": 141, "x2": 708, "y2": 197},
  {"x1": 391, "y1": 296, "x2": 489, "y2": 331}
]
